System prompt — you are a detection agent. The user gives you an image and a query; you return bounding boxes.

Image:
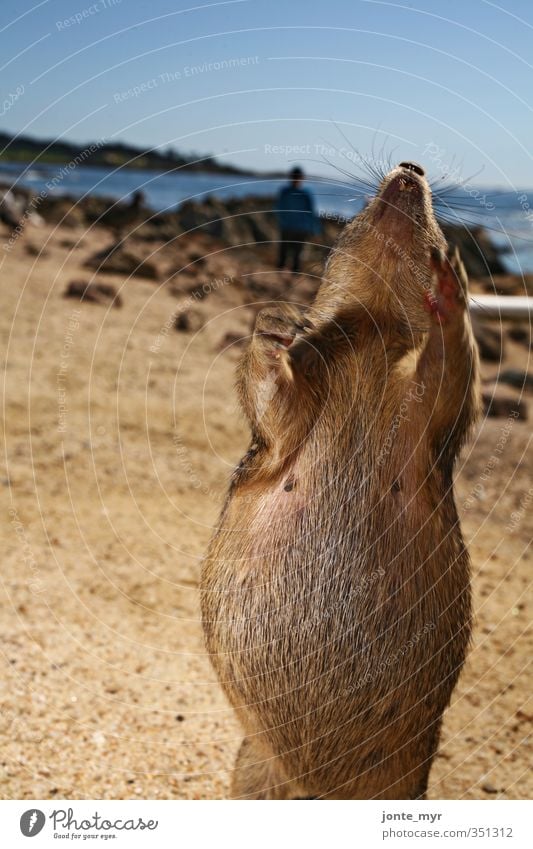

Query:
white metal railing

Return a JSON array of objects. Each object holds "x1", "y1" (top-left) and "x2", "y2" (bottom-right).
[{"x1": 469, "y1": 295, "x2": 533, "y2": 320}]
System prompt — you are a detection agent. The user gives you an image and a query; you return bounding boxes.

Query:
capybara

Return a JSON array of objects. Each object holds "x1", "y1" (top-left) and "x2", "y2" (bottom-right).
[{"x1": 201, "y1": 161, "x2": 481, "y2": 799}]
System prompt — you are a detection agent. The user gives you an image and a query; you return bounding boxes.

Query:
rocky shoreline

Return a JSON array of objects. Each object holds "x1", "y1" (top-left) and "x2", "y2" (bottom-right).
[
  {"x1": 3, "y1": 186, "x2": 532, "y2": 420},
  {"x1": 2, "y1": 184, "x2": 513, "y2": 274}
]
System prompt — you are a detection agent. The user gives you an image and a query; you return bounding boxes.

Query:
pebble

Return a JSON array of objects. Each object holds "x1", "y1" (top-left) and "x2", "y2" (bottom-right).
[
  {"x1": 92, "y1": 731, "x2": 106, "y2": 747},
  {"x1": 481, "y1": 781, "x2": 498, "y2": 794}
]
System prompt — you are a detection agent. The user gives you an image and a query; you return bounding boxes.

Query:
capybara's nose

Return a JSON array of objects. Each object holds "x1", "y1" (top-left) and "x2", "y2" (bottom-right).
[{"x1": 399, "y1": 161, "x2": 425, "y2": 177}]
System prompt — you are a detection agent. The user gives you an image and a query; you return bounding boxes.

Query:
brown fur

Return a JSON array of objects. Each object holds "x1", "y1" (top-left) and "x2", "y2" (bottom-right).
[{"x1": 201, "y1": 164, "x2": 481, "y2": 799}]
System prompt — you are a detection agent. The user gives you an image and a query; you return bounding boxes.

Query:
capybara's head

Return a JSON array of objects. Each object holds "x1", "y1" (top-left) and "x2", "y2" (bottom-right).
[{"x1": 320, "y1": 161, "x2": 447, "y2": 336}]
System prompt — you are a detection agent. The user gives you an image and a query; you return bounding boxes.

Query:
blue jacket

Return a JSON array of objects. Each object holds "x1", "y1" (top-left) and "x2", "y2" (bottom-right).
[{"x1": 275, "y1": 185, "x2": 319, "y2": 234}]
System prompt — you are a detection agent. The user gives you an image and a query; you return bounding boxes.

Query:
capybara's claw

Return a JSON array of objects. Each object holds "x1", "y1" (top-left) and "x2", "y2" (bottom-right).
[
  {"x1": 257, "y1": 330, "x2": 294, "y2": 348},
  {"x1": 295, "y1": 319, "x2": 315, "y2": 333},
  {"x1": 253, "y1": 305, "x2": 310, "y2": 356}
]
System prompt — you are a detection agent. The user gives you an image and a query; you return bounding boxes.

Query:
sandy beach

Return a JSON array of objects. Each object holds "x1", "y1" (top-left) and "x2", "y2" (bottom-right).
[{"x1": 1, "y1": 205, "x2": 531, "y2": 800}]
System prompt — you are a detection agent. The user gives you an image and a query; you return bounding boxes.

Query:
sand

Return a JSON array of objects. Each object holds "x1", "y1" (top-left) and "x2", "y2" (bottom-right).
[{"x1": 1, "y1": 219, "x2": 531, "y2": 800}]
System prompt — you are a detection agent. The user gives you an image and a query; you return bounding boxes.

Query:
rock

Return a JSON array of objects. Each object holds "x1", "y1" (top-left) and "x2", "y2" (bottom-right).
[
  {"x1": 245, "y1": 273, "x2": 288, "y2": 300},
  {"x1": 169, "y1": 275, "x2": 207, "y2": 301},
  {"x1": 483, "y1": 273, "x2": 533, "y2": 296},
  {"x1": 95, "y1": 191, "x2": 148, "y2": 234},
  {"x1": 174, "y1": 308, "x2": 204, "y2": 332},
  {"x1": 85, "y1": 242, "x2": 160, "y2": 280},
  {"x1": 63, "y1": 280, "x2": 122, "y2": 308},
  {"x1": 484, "y1": 275, "x2": 524, "y2": 296},
  {"x1": 218, "y1": 331, "x2": 247, "y2": 352},
  {"x1": 175, "y1": 195, "x2": 280, "y2": 247},
  {"x1": 525, "y1": 276, "x2": 533, "y2": 296},
  {"x1": 82, "y1": 194, "x2": 118, "y2": 221},
  {"x1": 25, "y1": 243, "x2": 46, "y2": 257},
  {"x1": 187, "y1": 251, "x2": 207, "y2": 268},
  {"x1": 498, "y1": 370, "x2": 533, "y2": 391},
  {"x1": 134, "y1": 218, "x2": 181, "y2": 242},
  {"x1": 0, "y1": 186, "x2": 28, "y2": 228},
  {"x1": 38, "y1": 195, "x2": 86, "y2": 228},
  {"x1": 442, "y1": 225, "x2": 507, "y2": 277},
  {"x1": 482, "y1": 390, "x2": 528, "y2": 421},
  {"x1": 168, "y1": 270, "x2": 201, "y2": 291},
  {"x1": 170, "y1": 198, "x2": 510, "y2": 280},
  {"x1": 473, "y1": 319, "x2": 505, "y2": 362},
  {"x1": 507, "y1": 325, "x2": 532, "y2": 347},
  {"x1": 481, "y1": 781, "x2": 499, "y2": 794}
]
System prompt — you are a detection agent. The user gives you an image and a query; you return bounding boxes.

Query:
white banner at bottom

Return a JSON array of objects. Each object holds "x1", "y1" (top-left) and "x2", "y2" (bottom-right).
[{"x1": 2, "y1": 799, "x2": 531, "y2": 848}]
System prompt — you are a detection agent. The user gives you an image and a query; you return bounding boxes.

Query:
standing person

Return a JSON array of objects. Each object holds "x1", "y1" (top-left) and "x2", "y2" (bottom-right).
[{"x1": 275, "y1": 166, "x2": 318, "y2": 273}]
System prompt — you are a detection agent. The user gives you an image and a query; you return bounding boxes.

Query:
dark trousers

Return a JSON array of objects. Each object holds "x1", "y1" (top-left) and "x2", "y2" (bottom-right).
[{"x1": 277, "y1": 229, "x2": 308, "y2": 272}]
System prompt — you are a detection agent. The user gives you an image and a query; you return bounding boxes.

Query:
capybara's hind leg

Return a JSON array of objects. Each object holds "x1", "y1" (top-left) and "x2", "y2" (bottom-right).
[
  {"x1": 231, "y1": 737, "x2": 295, "y2": 800},
  {"x1": 410, "y1": 718, "x2": 445, "y2": 800},
  {"x1": 389, "y1": 719, "x2": 443, "y2": 800}
]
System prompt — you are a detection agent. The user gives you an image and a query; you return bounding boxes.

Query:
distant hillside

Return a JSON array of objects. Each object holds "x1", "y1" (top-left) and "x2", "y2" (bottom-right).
[{"x1": 0, "y1": 131, "x2": 254, "y2": 175}]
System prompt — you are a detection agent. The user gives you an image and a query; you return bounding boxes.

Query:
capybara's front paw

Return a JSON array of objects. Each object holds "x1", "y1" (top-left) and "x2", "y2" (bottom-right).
[
  {"x1": 253, "y1": 305, "x2": 312, "y2": 359},
  {"x1": 426, "y1": 245, "x2": 468, "y2": 323}
]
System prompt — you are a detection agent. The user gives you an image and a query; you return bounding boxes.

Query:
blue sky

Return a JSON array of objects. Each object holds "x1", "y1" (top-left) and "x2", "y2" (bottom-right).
[{"x1": 1, "y1": 0, "x2": 533, "y2": 186}]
